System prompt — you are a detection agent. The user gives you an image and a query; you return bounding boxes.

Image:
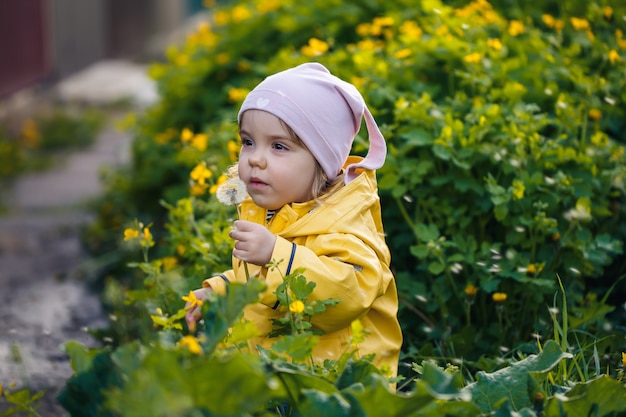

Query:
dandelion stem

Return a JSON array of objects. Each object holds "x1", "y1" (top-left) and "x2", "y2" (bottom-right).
[{"x1": 236, "y1": 205, "x2": 251, "y2": 281}]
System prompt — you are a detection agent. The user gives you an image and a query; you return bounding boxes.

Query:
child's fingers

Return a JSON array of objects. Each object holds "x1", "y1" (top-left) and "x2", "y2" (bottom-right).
[{"x1": 185, "y1": 306, "x2": 201, "y2": 331}]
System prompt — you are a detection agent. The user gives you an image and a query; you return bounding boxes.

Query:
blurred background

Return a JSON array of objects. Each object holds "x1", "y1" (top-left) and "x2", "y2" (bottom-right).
[{"x1": 0, "y1": 1, "x2": 208, "y2": 414}]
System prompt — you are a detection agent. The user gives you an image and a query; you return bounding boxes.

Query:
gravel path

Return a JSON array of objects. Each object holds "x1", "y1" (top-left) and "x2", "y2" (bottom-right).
[{"x1": 0, "y1": 123, "x2": 130, "y2": 416}]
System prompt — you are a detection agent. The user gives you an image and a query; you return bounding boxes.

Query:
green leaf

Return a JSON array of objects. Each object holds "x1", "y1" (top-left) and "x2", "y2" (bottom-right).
[
  {"x1": 544, "y1": 375, "x2": 626, "y2": 417},
  {"x1": 296, "y1": 391, "x2": 353, "y2": 417},
  {"x1": 202, "y1": 279, "x2": 265, "y2": 352},
  {"x1": 463, "y1": 340, "x2": 572, "y2": 413},
  {"x1": 428, "y1": 262, "x2": 445, "y2": 275},
  {"x1": 342, "y1": 373, "x2": 478, "y2": 417},
  {"x1": 272, "y1": 333, "x2": 319, "y2": 361},
  {"x1": 191, "y1": 353, "x2": 278, "y2": 414},
  {"x1": 271, "y1": 362, "x2": 339, "y2": 397},
  {"x1": 63, "y1": 340, "x2": 100, "y2": 373},
  {"x1": 335, "y1": 359, "x2": 383, "y2": 390},
  {"x1": 420, "y1": 361, "x2": 467, "y2": 400},
  {"x1": 414, "y1": 223, "x2": 440, "y2": 242},
  {"x1": 403, "y1": 129, "x2": 434, "y2": 147}
]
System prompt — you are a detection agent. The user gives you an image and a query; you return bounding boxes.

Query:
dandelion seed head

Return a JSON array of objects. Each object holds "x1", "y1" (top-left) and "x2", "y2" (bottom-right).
[{"x1": 216, "y1": 177, "x2": 247, "y2": 206}]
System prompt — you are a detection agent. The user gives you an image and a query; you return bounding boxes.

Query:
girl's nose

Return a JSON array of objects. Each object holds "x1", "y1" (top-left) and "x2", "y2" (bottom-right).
[{"x1": 247, "y1": 149, "x2": 266, "y2": 168}]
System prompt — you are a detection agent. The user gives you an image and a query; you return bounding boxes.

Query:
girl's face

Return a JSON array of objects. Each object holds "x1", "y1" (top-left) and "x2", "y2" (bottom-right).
[{"x1": 238, "y1": 110, "x2": 317, "y2": 210}]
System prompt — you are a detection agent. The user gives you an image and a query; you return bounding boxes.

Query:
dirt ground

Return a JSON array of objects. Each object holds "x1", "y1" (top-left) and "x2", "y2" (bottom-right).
[{"x1": 0, "y1": 123, "x2": 130, "y2": 416}]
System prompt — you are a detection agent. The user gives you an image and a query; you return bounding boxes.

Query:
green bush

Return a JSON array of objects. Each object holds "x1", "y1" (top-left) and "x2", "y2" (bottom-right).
[{"x1": 79, "y1": 1, "x2": 626, "y2": 409}]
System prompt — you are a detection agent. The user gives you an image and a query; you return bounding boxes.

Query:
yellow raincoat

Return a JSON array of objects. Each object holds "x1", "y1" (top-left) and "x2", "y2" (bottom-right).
[{"x1": 203, "y1": 161, "x2": 402, "y2": 376}]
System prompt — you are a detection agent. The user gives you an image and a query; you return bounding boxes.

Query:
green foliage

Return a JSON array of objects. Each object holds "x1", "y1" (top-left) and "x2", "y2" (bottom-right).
[
  {"x1": 58, "y1": 269, "x2": 626, "y2": 416},
  {"x1": 0, "y1": 106, "x2": 103, "y2": 184},
  {"x1": 70, "y1": 0, "x2": 626, "y2": 414},
  {"x1": 0, "y1": 384, "x2": 45, "y2": 417}
]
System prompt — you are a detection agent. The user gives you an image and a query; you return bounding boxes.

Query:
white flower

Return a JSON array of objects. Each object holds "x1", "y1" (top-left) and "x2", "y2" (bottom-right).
[{"x1": 216, "y1": 176, "x2": 247, "y2": 206}]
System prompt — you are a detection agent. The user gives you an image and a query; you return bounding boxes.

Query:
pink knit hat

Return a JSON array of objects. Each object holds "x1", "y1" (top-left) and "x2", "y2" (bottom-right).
[{"x1": 237, "y1": 62, "x2": 386, "y2": 183}]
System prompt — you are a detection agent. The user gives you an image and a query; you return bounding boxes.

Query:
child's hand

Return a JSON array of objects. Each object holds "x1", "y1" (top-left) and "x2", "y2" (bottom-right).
[
  {"x1": 185, "y1": 288, "x2": 212, "y2": 332},
  {"x1": 229, "y1": 220, "x2": 276, "y2": 266}
]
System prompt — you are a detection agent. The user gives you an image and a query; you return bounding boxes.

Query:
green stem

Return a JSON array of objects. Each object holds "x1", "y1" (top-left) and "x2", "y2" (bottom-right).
[{"x1": 395, "y1": 196, "x2": 415, "y2": 231}]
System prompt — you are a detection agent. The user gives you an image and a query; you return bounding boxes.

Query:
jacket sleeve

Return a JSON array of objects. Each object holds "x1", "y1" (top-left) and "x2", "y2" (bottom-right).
[
  {"x1": 201, "y1": 268, "x2": 237, "y2": 295},
  {"x1": 259, "y1": 233, "x2": 389, "y2": 334}
]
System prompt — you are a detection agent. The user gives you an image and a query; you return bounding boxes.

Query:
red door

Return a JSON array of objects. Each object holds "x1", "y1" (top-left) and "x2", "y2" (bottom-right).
[{"x1": 0, "y1": 0, "x2": 48, "y2": 97}]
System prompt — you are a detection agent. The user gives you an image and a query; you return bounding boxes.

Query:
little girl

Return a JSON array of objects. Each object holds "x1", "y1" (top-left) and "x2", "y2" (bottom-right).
[{"x1": 185, "y1": 62, "x2": 402, "y2": 377}]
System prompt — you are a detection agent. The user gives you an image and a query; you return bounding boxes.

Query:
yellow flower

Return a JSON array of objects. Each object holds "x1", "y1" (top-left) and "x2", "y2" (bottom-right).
[
  {"x1": 554, "y1": 19, "x2": 565, "y2": 32},
  {"x1": 527, "y1": 263, "x2": 537, "y2": 274},
  {"x1": 603, "y1": 6, "x2": 613, "y2": 20},
  {"x1": 356, "y1": 23, "x2": 372, "y2": 37},
  {"x1": 465, "y1": 284, "x2": 478, "y2": 297},
  {"x1": 586, "y1": 30, "x2": 594, "y2": 42},
  {"x1": 216, "y1": 52, "x2": 229, "y2": 65},
  {"x1": 161, "y1": 256, "x2": 178, "y2": 271},
  {"x1": 197, "y1": 22, "x2": 211, "y2": 34},
  {"x1": 373, "y1": 16, "x2": 394, "y2": 27},
  {"x1": 351, "y1": 319, "x2": 366, "y2": 346},
  {"x1": 622, "y1": 352, "x2": 626, "y2": 367},
  {"x1": 357, "y1": 38, "x2": 379, "y2": 51},
  {"x1": 512, "y1": 180, "x2": 525, "y2": 200},
  {"x1": 588, "y1": 109, "x2": 602, "y2": 121},
  {"x1": 20, "y1": 119, "x2": 40, "y2": 148},
  {"x1": 257, "y1": 0, "x2": 280, "y2": 13},
  {"x1": 142, "y1": 227, "x2": 151, "y2": 241},
  {"x1": 214, "y1": 10, "x2": 229, "y2": 25},
  {"x1": 181, "y1": 128, "x2": 194, "y2": 143},
  {"x1": 493, "y1": 292, "x2": 507, "y2": 303},
  {"x1": 289, "y1": 300, "x2": 305, "y2": 313},
  {"x1": 123, "y1": 228, "x2": 139, "y2": 241},
  {"x1": 191, "y1": 133, "x2": 208, "y2": 152},
  {"x1": 393, "y1": 48, "x2": 412, "y2": 59},
  {"x1": 399, "y1": 20, "x2": 422, "y2": 41},
  {"x1": 508, "y1": 20, "x2": 524, "y2": 37},
  {"x1": 190, "y1": 184, "x2": 207, "y2": 196},
  {"x1": 464, "y1": 52, "x2": 483, "y2": 64},
  {"x1": 228, "y1": 88, "x2": 249, "y2": 103},
  {"x1": 182, "y1": 290, "x2": 204, "y2": 308},
  {"x1": 178, "y1": 335, "x2": 203, "y2": 355},
  {"x1": 542, "y1": 14, "x2": 555, "y2": 28},
  {"x1": 301, "y1": 38, "x2": 329, "y2": 57},
  {"x1": 435, "y1": 25, "x2": 449, "y2": 37},
  {"x1": 570, "y1": 17, "x2": 590, "y2": 31},
  {"x1": 487, "y1": 38, "x2": 502, "y2": 51},
  {"x1": 155, "y1": 129, "x2": 175, "y2": 145},
  {"x1": 608, "y1": 50, "x2": 621, "y2": 64},
  {"x1": 228, "y1": 140, "x2": 239, "y2": 162},
  {"x1": 232, "y1": 5, "x2": 251, "y2": 22},
  {"x1": 175, "y1": 54, "x2": 189, "y2": 67},
  {"x1": 190, "y1": 161, "x2": 213, "y2": 185},
  {"x1": 210, "y1": 174, "x2": 228, "y2": 194}
]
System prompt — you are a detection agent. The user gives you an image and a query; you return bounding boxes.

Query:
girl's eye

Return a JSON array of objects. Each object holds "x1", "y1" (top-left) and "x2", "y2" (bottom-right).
[
  {"x1": 273, "y1": 143, "x2": 288, "y2": 151},
  {"x1": 241, "y1": 138, "x2": 254, "y2": 147}
]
